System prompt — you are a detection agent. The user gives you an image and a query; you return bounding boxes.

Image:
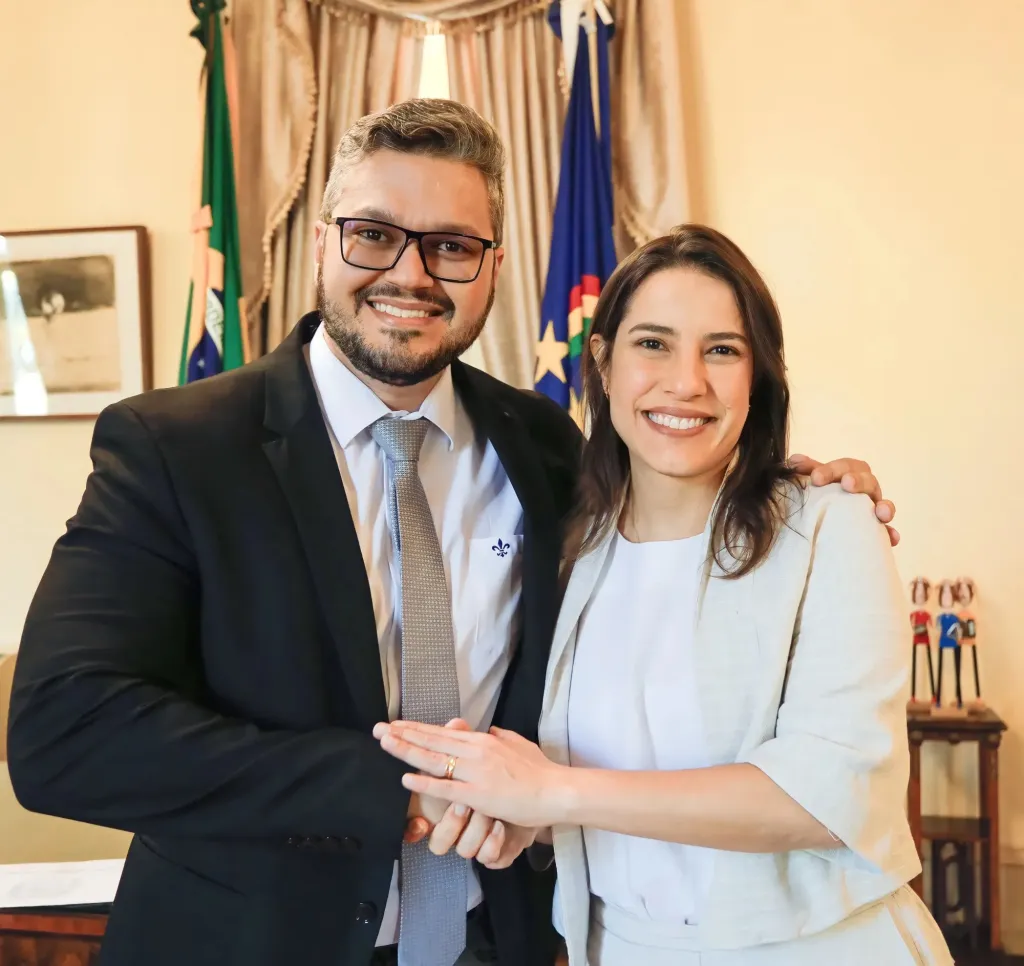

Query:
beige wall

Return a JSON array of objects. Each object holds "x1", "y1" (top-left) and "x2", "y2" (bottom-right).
[
  {"x1": 0, "y1": 0, "x2": 202, "y2": 860},
  {"x1": 0, "y1": 0, "x2": 201, "y2": 650},
  {"x1": 687, "y1": 0, "x2": 1024, "y2": 863}
]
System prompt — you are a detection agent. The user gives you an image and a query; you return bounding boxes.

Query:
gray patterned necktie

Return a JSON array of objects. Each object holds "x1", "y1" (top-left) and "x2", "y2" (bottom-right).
[{"x1": 370, "y1": 416, "x2": 467, "y2": 966}]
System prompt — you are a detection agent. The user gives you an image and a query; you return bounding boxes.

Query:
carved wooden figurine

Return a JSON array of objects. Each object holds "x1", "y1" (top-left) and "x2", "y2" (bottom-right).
[
  {"x1": 933, "y1": 579, "x2": 966, "y2": 716},
  {"x1": 908, "y1": 576, "x2": 937, "y2": 711},
  {"x1": 955, "y1": 576, "x2": 984, "y2": 712}
]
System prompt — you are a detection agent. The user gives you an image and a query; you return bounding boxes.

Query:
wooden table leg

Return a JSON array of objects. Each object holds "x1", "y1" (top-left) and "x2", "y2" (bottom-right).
[
  {"x1": 979, "y1": 737, "x2": 991, "y2": 940},
  {"x1": 981, "y1": 736, "x2": 1001, "y2": 951},
  {"x1": 908, "y1": 733, "x2": 924, "y2": 897}
]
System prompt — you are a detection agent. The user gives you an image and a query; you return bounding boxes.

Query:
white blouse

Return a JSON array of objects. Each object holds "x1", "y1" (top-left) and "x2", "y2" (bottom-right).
[{"x1": 566, "y1": 530, "x2": 716, "y2": 924}]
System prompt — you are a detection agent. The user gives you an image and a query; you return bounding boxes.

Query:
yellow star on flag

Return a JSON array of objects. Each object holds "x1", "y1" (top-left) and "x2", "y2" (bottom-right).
[{"x1": 534, "y1": 321, "x2": 568, "y2": 384}]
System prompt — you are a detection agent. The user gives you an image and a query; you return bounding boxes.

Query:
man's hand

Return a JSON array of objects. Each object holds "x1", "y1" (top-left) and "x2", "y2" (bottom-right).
[
  {"x1": 476, "y1": 821, "x2": 539, "y2": 870},
  {"x1": 403, "y1": 718, "x2": 477, "y2": 847},
  {"x1": 409, "y1": 805, "x2": 537, "y2": 869},
  {"x1": 429, "y1": 802, "x2": 491, "y2": 858},
  {"x1": 405, "y1": 780, "x2": 459, "y2": 843},
  {"x1": 404, "y1": 815, "x2": 432, "y2": 845},
  {"x1": 788, "y1": 455, "x2": 899, "y2": 546}
]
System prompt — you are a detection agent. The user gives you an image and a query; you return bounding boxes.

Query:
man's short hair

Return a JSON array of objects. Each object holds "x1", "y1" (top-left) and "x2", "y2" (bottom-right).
[{"x1": 321, "y1": 98, "x2": 506, "y2": 245}]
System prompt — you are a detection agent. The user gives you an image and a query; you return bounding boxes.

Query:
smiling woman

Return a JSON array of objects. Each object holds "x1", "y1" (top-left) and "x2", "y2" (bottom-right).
[
  {"x1": 596, "y1": 273, "x2": 753, "y2": 493},
  {"x1": 571, "y1": 225, "x2": 796, "y2": 571},
  {"x1": 375, "y1": 224, "x2": 951, "y2": 965}
]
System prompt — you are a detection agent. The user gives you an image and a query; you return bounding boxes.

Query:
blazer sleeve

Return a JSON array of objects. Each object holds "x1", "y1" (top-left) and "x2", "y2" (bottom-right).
[
  {"x1": 7, "y1": 402, "x2": 409, "y2": 854},
  {"x1": 739, "y1": 491, "x2": 914, "y2": 875}
]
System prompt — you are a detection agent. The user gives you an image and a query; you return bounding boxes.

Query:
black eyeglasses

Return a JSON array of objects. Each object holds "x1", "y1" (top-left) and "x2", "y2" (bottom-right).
[{"x1": 332, "y1": 217, "x2": 497, "y2": 283}]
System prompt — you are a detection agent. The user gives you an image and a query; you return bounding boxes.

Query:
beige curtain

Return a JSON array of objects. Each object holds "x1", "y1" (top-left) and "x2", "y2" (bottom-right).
[
  {"x1": 446, "y1": 10, "x2": 563, "y2": 389},
  {"x1": 611, "y1": 0, "x2": 695, "y2": 247},
  {"x1": 232, "y1": 0, "x2": 315, "y2": 353},
  {"x1": 232, "y1": 1, "x2": 422, "y2": 354}
]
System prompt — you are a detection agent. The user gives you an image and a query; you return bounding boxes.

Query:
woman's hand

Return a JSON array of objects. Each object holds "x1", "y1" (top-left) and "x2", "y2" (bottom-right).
[
  {"x1": 373, "y1": 720, "x2": 569, "y2": 828},
  {"x1": 400, "y1": 719, "x2": 534, "y2": 865},
  {"x1": 402, "y1": 718, "x2": 479, "y2": 848}
]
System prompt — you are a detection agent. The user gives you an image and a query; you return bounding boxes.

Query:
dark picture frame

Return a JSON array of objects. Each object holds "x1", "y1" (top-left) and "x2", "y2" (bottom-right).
[{"x1": 0, "y1": 226, "x2": 152, "y2": 419}]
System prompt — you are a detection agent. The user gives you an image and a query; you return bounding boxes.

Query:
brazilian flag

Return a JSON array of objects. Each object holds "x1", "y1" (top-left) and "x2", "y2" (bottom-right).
[
  {"x1": 534, "y1": 3, "x2": 617, "y2": 423},
  {"x1": 179, "y1": 0, "x2": 248, "y2": 384}
]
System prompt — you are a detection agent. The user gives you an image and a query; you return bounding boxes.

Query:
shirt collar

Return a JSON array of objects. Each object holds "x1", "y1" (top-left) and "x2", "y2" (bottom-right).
[{"x1": 308, "y1": 324, "x2": 457, "y2": 450}]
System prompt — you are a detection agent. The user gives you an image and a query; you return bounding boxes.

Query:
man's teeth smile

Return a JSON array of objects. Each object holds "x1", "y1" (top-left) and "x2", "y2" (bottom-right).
[
  {"x1": 645, "y1": 412, "x2": 713, "y2": 430},
  {"x1": 369, "y1": 301, "x2": 437, "y2": 320}
]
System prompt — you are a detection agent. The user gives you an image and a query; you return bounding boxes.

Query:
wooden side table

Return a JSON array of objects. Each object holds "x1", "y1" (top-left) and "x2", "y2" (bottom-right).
[
  {"x1": 0, "y1": 906, "x2": 108, "y2": 966},
  {"x1": 907, "y1": 708, "x2": 1007, "y2": 951}
]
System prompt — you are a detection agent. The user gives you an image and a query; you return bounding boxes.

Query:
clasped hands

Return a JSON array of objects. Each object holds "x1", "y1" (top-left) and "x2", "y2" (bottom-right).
[
  {"x1": 373, "y1": 717, "x2": 562, "y2": 870},
  {"x1": 372, "y1": 455, "x2": 899, "y2": 866}
]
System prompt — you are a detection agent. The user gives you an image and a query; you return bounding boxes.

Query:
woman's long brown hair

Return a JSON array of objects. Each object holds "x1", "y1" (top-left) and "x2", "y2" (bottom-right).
[{"x1": 568, "y1": 224, "x2": 799, "y2": 578}]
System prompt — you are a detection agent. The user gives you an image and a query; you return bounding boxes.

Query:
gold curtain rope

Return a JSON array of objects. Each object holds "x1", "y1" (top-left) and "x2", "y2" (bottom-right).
[{"x1": 306, "y1": 0, "x2": 549, "y2": 36}]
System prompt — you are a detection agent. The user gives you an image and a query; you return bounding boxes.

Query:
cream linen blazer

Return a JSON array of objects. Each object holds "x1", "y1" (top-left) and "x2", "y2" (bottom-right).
[{"x1": 538, "y1": 483, "x2": 922, "y2": 963}]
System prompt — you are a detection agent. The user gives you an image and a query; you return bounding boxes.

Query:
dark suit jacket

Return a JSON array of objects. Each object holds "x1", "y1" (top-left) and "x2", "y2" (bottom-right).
[{"x1": 7, "y1": 313, "x2": 582, "y2": 966}]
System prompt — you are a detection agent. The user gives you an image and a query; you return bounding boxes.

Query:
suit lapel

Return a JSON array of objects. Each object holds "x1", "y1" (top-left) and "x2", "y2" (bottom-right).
[
  {"x1": 261, "y1": 315, "x2": 387, "y2": 727},
  {"x1": 452, "y1": 364, "x2": 562, "y2": 736},
  {"x1": 548, "y1": 539, "x2": 612, "y2": 692},
  {"x1": 539, "y1": 534, "x2": 613, "y2": 764},
  {"x1": 693, "y1": 524, "x2": 762, "y2": 761}
]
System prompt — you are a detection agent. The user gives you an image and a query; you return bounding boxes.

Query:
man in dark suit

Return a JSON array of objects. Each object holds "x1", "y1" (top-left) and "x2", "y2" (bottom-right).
[{"x1": 7, "y1": 100, "x2": 897, "y2": 966}]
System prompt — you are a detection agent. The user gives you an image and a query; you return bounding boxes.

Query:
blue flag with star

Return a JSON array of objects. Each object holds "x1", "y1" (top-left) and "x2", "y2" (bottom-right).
[{"x1": 534, "y1": 3, "x2": 617, "y2": 422}]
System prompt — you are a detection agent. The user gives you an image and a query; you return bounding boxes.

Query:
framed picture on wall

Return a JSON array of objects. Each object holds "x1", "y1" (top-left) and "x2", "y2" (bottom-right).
[{"x1": 0, "y1": 225, "x2": 152, "y2": 419}]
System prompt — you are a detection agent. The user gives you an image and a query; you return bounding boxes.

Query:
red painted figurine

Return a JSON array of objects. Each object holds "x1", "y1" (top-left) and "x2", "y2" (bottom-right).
[{"x1": 908, "y1": 576, "x2": 937, "y2": 710}]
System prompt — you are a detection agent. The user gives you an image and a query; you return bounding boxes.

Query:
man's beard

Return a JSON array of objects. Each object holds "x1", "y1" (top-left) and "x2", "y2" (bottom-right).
[{"x1": 316, "y1": 268, "x2": 494, "y2": 387}]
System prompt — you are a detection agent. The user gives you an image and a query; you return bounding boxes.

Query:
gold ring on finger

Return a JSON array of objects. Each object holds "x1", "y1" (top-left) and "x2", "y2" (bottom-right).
[{"x1": 443, "y1": 756, "x2": 458, "y2": 781}]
